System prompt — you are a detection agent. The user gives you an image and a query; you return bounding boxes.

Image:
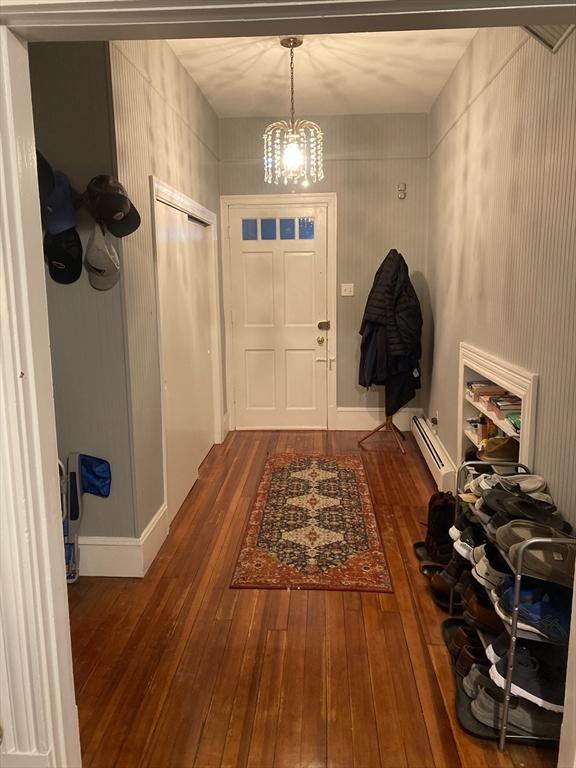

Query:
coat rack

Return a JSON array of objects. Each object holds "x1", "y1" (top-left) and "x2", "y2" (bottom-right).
[{"x1": 358, "y1": 415, "x2": 406, "y2": 453}]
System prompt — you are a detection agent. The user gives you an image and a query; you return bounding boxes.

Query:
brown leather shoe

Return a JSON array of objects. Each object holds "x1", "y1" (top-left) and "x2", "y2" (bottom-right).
[
  {"x1": 462, "y1": 584, "x2": 493, "y2": 609},
  {"x1": 439, "y1": 557, "x2": 468, "y2": 586},
  {"x1": 448, "y1": 626, "x2": 483, "y2": 658},
  {"x1": 455, "y1": 644, "x2": 487, "y2": 676},
  {"x1": 463, "y1": 594, "x2": 505, "y2": 634}
]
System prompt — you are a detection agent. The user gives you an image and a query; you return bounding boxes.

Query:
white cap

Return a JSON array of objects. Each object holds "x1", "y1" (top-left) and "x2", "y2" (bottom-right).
[{"x1": 84, "y1": 223, "x2": 120, "y2": 290}]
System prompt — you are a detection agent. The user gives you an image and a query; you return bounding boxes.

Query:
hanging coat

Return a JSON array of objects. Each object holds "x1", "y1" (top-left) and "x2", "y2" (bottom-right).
[{"x1": 359, "y1": 249, "x2": 422, "y2": 415}]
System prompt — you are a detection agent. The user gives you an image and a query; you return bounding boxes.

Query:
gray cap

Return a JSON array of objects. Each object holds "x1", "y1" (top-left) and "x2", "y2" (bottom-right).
[{"x1": 84, "y1": 223, "x2": 120, "y2": 290}]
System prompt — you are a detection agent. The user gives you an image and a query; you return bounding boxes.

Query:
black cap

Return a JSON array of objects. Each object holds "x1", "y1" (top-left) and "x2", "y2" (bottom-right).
[
  {"x1": 36, "y1": 151, "x2": 55, "y2": 209},
  {"x1": 44, "y1": 228, "x2": 83, "y2": 284},
  {"x1": 85, "y1": 175, "x2": 141, "y2": 237}
]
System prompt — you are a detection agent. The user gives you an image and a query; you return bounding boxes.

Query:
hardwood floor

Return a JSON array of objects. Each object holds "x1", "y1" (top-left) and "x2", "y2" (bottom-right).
[{"x1": 69, "y1": 431, "x2": 559, "y2": 768}]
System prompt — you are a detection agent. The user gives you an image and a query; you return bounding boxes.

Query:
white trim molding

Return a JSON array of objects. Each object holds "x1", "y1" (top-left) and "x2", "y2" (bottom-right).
[
  {"x1": 0, "y1": 27, "x2": 81, "y2": 768},
  {"x1": 1, "y1": 1, "x2": 575, "y2": 43},
  {"x1": 151, "y1": 177, "x2": 225, "y2": 444},
  {"x1": 220, "y1": 193, "x2": 337, "y2": 432},
  {"x1": 78, "y1": 502, "x2": 169, "y2": 578},
  {"x1": 457, "y1": 342, "x2": 538, "y2": 469},
  {"x1": 0, "y1": 751, "x2": 53, "y2": 768},
  {"x1": 333, "y1": 407, "x2": 422, "y2": 432}
]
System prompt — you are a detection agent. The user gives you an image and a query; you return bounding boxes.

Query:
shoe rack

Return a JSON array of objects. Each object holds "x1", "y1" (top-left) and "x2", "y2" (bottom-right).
[
  {"x1": 457, "y1": 342, "x2": 538, "y2": 469},
  {"x1": 451, "y1": 460, "x2": 576, "y2": 751}
]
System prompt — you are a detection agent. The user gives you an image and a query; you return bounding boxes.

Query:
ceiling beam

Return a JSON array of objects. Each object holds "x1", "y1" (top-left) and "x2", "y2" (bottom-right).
[{"x1": 2, "y1": 0, "x2": 575, "y2": 41}]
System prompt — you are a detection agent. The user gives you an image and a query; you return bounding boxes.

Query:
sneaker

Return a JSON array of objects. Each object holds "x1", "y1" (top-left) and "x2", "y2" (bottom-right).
[
  {"x1": 473, "y1": 499, "x2": 493, "y2": 527},
  {"x1": 495, "y1": 578, "x2": 572, "y2": 644},
  {"x1": 484, "y1": 490, "x2": 567, "y2": 535},
  {"x1": 467, "y1": 473, "x2": 521, "y2": 497},
  {"x1": 462, "y1": 664, "x2": 492, "y2": 698},
  {"x1": 449, "y1": 513, "x2": 472, "y2": 541},
  {"x1": 471, "y1": 544, "x2": 513, "y2": 589},
  {"x1": 471, "y1": 685, "x2": 562, "y2": 737},
  {"x1": 508, "y1": 538, "x2": 575, "y2": 589},
  {"x1": 489, "y1": 648, "x2": 566, "y2": 712},
  {"x1": 485, "y1": 631, "x2": 510, "y2": 664},
  {"x1": 496, "y1": 520, "x2": 573, "y2": 552},
  {"x1": 453, "y1": 525, "x2": 488, "y2": 561}
]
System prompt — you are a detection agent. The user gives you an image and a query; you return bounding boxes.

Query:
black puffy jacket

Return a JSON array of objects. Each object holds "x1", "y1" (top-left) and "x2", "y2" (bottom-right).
[{"x1": 359, "y1": 249, "x2": 422, "y2": 414}]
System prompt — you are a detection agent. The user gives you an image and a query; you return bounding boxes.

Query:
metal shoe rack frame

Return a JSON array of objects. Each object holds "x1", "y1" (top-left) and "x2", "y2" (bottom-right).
[{"x1": 451, "y1": 460, "x2": 576, "y2": 751}]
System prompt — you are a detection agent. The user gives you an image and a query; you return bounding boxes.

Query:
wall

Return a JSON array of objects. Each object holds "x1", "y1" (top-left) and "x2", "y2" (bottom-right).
[
  {"x1": 427, "y1": 27, "x2": 576, "y2": 520},
  {"x1": 219, "y1": 113, "x2": 429, "y2": 409},
  {"x1": 29, "y1": 42, "x2": 136, "y2": 537},
  {"x1": 109, "y1": 40, "x2": 220, "y2": 533}
]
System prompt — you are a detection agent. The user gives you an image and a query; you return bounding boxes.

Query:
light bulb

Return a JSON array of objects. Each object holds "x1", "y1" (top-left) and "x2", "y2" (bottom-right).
[{"x1": 283, "y1": 141, "x2": 304, "y2": 173}]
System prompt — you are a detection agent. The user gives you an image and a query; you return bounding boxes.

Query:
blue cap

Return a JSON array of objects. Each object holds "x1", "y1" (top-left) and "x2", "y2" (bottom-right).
[{"x1": 42, "y1": 171, "x2": 76, "y2": 235}]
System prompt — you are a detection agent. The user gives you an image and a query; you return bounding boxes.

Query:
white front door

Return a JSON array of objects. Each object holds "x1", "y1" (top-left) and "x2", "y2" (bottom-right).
[
  {"x1": 155, "y1": 200, "x2": 215, "y2": 520},
  {"x1": 229, "y1": 204, "x2": 329, "y2": 429}
]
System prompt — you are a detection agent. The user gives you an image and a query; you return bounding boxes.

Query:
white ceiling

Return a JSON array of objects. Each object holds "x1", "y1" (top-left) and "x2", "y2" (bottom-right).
[{"x1": 168, "y1": 29, "x2": 477, "y2": 118}]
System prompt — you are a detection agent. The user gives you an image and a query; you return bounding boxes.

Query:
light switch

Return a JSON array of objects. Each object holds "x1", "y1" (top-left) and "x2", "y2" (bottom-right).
[{"x1": 341, "y1": 283, "x2": 354, "y2": 297}]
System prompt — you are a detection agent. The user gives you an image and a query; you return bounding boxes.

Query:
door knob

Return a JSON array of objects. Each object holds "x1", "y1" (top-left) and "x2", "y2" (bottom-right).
[{"x1": 317, "y1": 336, "x2": 325, "y2": 345}]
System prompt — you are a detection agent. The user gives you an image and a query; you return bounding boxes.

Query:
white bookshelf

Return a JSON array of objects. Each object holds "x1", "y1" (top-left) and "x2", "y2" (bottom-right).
[{"x1": 457, "y1": 343, "x2": 538, "y2": 468}]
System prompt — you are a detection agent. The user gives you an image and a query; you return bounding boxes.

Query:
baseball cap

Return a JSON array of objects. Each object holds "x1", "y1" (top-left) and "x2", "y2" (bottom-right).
[
  {"x1": 44, "y1": 228, "x2": 83, "y2": 284},
  {"x1": 42, "y1": 171, "x2": 77, "y2": 235},
  {"x1": 36, "y1": 151, "x2": 55, "y2": 208},
  {"x1": 84, "y1": 223, "x2": 121, "y2": 291},
  {"x1": 85, "y1": 175, "x2": 141, "y2": 238}
]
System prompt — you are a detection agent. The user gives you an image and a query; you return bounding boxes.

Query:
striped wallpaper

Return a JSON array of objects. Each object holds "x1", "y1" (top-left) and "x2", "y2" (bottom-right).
[
  {"x1": 427, "y1": 28, "x2": 576, "y2": 521},
  {"x1": 110, "y1": 39, "x2": 220, "y2": 533}
]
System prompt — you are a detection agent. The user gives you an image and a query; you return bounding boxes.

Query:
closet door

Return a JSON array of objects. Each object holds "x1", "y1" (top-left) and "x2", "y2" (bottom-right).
[{"x1": 155, "y1": 200, "x2": 215, "y2": 521}]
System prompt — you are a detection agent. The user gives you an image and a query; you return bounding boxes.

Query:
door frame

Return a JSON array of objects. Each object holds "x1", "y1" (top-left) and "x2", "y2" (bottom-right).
[
  {"x1": 0, "y1": 27, "x2": 81, "y2": 768},
  {"x1": 150, "y1": 177, "x2": 225, "y2": 522},
  {"x1": 221, "y1": 193, "x2": 337, "y2": 431}
]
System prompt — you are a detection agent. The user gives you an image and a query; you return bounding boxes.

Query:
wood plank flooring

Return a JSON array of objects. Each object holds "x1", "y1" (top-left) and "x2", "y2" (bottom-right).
[{"x1": 69, "y1": 431, "x2": 559, "y2": 768}]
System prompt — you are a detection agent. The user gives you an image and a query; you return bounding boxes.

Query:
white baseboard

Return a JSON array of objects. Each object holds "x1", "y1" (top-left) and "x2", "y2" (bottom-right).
[
  {"x1": 332, "y1": 406, "x2": 422, "y2": 432},
  {"x1": 0, "y1": 751, "x2": 52, "y2": 767},
  {"x1": 78, "y1": 502, "x2": 169, "y2": 578}
]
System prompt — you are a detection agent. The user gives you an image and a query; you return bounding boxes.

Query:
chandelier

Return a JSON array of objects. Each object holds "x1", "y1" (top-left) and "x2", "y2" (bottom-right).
[{"x1": 263, "y1": 37, "x2": 324, "y2": 186}]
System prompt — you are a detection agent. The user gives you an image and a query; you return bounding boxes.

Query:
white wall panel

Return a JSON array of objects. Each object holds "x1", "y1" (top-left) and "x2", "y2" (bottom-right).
[
  {"x1": 243, "y1": 252, "x2": 274, "y2": 326},
  {"x1": 427, "y1": 28, "x2": 576, "y2": 521},
  {"x1": 245, "y1": 350, "x2": 276, "y2": 408},
  {"x1": 284, "y1": 251, "x2": 315, "y2": 326}
]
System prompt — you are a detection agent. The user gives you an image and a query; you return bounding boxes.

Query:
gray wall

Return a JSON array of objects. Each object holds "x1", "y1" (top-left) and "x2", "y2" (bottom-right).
[
  {"x1": 219, "y1": 114, "x2": 429, "y2": 409},
  {"x1": 427, "y1": 27, "x2": 576, "y2": 521},
  {"x1": 110, "y1": 40, "x2": 221, "y2": 534},
  {"x1": 29, "y1": 43, "x2": 136, "y2": 537}
]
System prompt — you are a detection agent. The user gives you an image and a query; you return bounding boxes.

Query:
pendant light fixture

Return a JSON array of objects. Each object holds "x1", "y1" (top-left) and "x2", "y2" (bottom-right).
[{"x1": 263, "y1": 37, "x2": 324, "y2": 186}]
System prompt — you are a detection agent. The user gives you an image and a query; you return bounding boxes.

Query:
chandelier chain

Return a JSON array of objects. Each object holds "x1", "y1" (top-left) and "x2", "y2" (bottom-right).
[{"x1": 290, "y1": 45, "x2": 295, "y2": 127}]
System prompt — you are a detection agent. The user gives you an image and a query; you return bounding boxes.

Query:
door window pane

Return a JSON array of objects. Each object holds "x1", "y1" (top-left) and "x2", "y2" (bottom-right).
[
  {"x1": 242, "y1": 219, "x2": 257, "y2": 240},
  {"x1": 280, "y1": 218, "x2": 295, "y2": 240},
  {"x1": 261, "y1": 218, "x2": 277, "y2": 240},
  {"x1": 299, "y1": 217, "x2": 315, "y2": 240}
]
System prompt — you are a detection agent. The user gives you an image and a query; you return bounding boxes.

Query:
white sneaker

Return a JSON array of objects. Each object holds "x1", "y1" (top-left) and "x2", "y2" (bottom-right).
[{"x1": 472, "y1": 556, "x2": 508, "y2": 589}]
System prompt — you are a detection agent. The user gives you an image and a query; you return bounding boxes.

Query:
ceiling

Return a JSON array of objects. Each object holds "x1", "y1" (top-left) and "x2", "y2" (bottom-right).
[{"x1": 168, "y1": 29, "x2": 477, "y2": 118}]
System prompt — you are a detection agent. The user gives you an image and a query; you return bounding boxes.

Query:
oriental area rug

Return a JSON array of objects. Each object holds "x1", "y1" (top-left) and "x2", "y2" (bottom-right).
[{"x1": 231, "y1": 453, "x2": 392, "y2": 592}]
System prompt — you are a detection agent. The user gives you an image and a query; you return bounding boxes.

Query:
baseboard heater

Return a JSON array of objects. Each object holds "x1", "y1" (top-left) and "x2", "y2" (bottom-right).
[{"x1": 411, "y1": 416, "x2": 456, "y2": 492}]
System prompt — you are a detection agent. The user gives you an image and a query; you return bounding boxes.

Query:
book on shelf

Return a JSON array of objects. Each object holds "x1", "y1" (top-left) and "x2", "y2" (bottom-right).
[
  {"x1": 466, "y1": 381, "x2": 507, "y2": 401},
  {"x1": 505, "y1": 412, "x2": 522, "y2": 433},
  {"x1": 489, "y1": 396, "x2": 522, "y2": 420}
]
